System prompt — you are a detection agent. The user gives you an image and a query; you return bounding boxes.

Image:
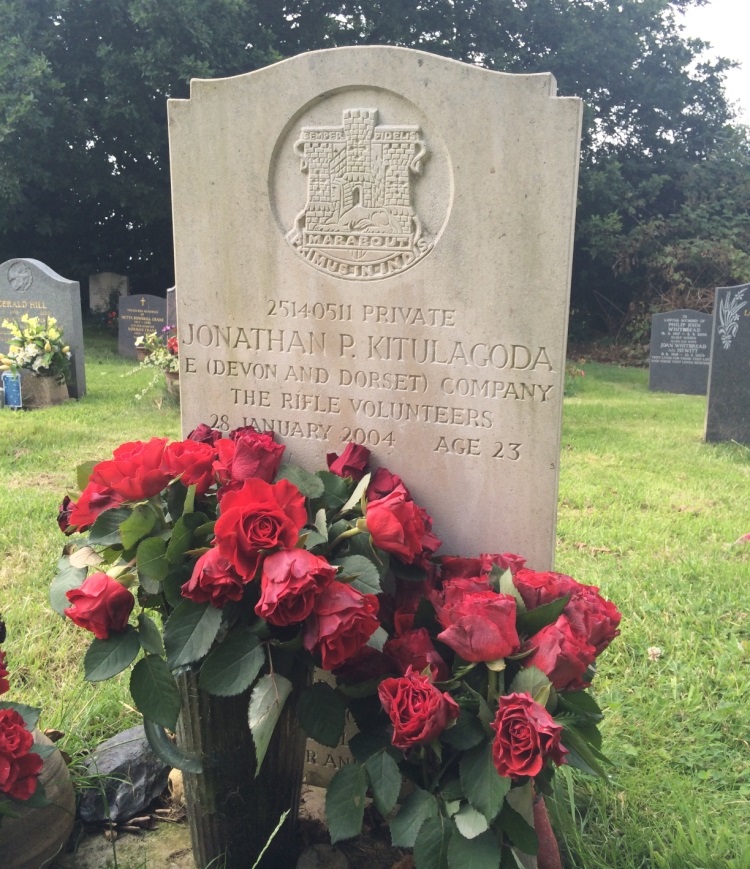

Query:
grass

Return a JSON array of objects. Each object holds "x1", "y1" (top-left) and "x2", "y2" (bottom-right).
[{"x1": 1, "y1": 339, "x2": 749, "y2": 867}]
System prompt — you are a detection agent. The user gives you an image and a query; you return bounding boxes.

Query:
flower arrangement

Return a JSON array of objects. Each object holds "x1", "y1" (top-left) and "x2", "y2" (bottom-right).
[
  {"x1": 53, "y1": 427, "x2": 620, "y2": 865},
  {"x1": 0, "y1": 315, "x2": 71, "y2": 383},
  {"x1": 0, "y1": 617, "x2": 52, "y2": 823},
  {"x1": 134, "y1": 326, "x2": 179, "y2": 374}
]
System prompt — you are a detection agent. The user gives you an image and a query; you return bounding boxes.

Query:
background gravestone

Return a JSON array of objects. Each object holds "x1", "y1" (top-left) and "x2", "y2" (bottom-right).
[
  {"x1": 118, "y1": 294, "x2": 167, "y2": 358},
  {"x1": 166, "y1": 287, "x2": 177, "y2": 331},
  {"x1": 649, "y1": 309, "x2": 712, "y2": 395},
  {"x1": 705, "y1": 284, "x2": 750, "y2": 444},
  {"x1": 0, "y1": 258, "x2": 86, "y2": 398},
  {"x1": 89, "y1": 271, "x2": 129, "y2": 314},
  {"x1": 169, "y1": 46, "x2": 582, "y2": 572}
]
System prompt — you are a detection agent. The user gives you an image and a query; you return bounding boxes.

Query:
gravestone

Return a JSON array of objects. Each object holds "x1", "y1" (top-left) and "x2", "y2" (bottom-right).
[
  {"x1": 0, "y1": 258, "x2": 86, "y2": 398},
  {"x1": 705, "y1": 284, "x2": 750, "y2": 444},
  {"x1": 166, "y1": 287, "x2": 177, "y2": 331},
  {"x1": 89, "y1": 271, "x2": 129, "y2": 314},
  {"x1": 169, "y1": 48, "x2": 582, "y2": 785},
  {"x1": 118, "y1": 294, "x2": 167, "y2": 358},
  {"x1": 649, "y1": 309, "x2": 712, "y2": 394}
]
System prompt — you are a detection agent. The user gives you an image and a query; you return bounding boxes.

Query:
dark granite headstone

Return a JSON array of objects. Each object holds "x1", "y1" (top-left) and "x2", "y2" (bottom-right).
[
  {"x1": 649, "y1": 309, "x2": 712, "y2": 395},
  {"x1": 705, "y1": 284, "x2": 750, "y2": 444},
  {"x1": 166, "y1": 287, "x2": 176, "y2": 331},
  {"x1": 118, "y1": 294, "x2": 167, "y2": 358},
  {"x1": 0, "y1": 258, "x2": 86, "y2": 398}
]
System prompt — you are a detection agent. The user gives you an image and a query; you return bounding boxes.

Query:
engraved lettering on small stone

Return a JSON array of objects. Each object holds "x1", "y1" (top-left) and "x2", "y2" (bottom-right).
[
  {"x1": 718, "y1": 288, "x2": 747, "y2": 350},
  {"x1": 8, "y1": 261, "x2": 33, "y2": 293},
  {"x1": 286, "y1": 108, "x2": 432, "y2": 280}
]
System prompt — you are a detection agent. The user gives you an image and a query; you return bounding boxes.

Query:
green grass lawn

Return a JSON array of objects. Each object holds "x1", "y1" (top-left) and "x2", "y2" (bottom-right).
[{"x1": 1, "y1": 338, "x2": 748, "y2": 867}]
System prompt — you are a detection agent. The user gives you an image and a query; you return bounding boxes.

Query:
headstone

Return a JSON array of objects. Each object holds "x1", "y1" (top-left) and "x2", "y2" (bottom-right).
[
  {"x1": 166, "y1": 286, "x2": 177, "y2": 331},
  {"x1": 648, "y1": 309, "x2": 712, "y2": 394},
  {"x1": 118, "y1": 294, "x2": 167, "y2": 358},
  {"x1": 89, "y1": 271, "x2": 129, "y2": 313},
  {"x1": 169, "y1": 46, "x2": 582, "y2": 571},
  {"x1": 0, "y1": 258, "x2": 86, "y2": 398},
  {"x1": 705, "y1": 284, "x2": 750, "y2": 443}
]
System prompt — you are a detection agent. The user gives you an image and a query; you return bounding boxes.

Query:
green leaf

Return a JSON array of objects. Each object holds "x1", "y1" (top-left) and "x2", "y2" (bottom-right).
[
  {"x1": 317, "y1": 471, "x2": 351, "y2": 511},
  {"x1": 249, "y1": 672, "x2": 293, "y2": 774},
  {"x1": 198, "y1": 627, "x2": 264, "y2": 696},
  {"x1": 348, "y1": 730, "x2": 393, "y2": 764},
  {"x1": 142, "y1": 718, "x2": 202, "y2": 774},
  {"x1": 166, "y1": 480, "x2": 188, "y2": 521},
  {"x1": 557, "y1": 690, "x2": 603, "y2": 721},
  {"x1": 499, "y1": 792, "x2": 538, "y2": 855},
  {"x1": 390, "y1": 788, "x2": 438, "y2": 848},
  {"x1": 84, "y1": 627, "x2": 141, "y2": 682},
  {"x1": 119, "y1": 505, "x2": 157, "y2": 550},
  {"x1": 453, "y1": 802, "x2": 490, "y2": 839},
  {"x1": 88, "y1": 507, "x2": 132, "y2": 546},
  {"x1": 163, "y1": 600, "x2": 222, "y2": 669},
  {"x1": 130, "y1": 655, "x2": 181, "y2": 729},
  {"x1": 76, "y1": 460, "x2": 97, "y2": 491},
  {"x1": 276, "y1": 463, "x2": 325, "y2": 498},
  {"x1": 334, "y1": 554, "x2": 383, "y2": 595},
  {"x1": 326, "y1": 763, "x2": 368, "y2": 842},
  {"x1": 137, "y1": 612, "x2": 165, "y2": 655},
  {"x1": 442, "y1": 711, "x2": 485, "y2": 751},
  {"x1": 163, "y1": 564, "x2": 191, "y2": 608},
  {"x1": 49, "y1": 557, "x2": 87, "y2": 615},
  {"x1": 296, "y1": 681, "x2": 347, "y2": 747},
  {"x1": 340, "y1": 472, "x2": 371, "y2": 513},
  {"x1": 447, "y1": 828, "x2": 503, "y2": 869},
  {"x1": 414, "y1": 814, "x2": 453, "y2": 869},
  {"x1": 560, "y1": 722, "x2": 610, "y2": 778},
  {"x1": 136, "y1": 536, "x2": 169, "y2": 583},
  {"x1": 460, "y1": 740, "x2": 511, "y2": 823},
  {"x1": 497, "y1": 566, "x2": 526, "y2": 611},
  {"x1": 439, "y1": 777, "x2": 464, "y2": 802},
  {"x1": 516, "y1": 595, "x2": 570, "y2": 636},
  {"x1": 364, "y1": 751, "x2": 401, "y2": 817},
  {"x1": 508, "y1": 666, "x2": 553, "y2": 707},
  {"x1": 390, "y1": 559, "x2": 428, "y2": 582},
  {"x1": 313, "y1": 507, "x2": 328, "y2": 540},
  {"x1": 166, "y1": 512, "x2": 208, "y2": 565}
]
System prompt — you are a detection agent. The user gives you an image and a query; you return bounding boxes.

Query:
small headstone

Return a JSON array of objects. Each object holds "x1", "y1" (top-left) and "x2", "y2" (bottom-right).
[
  {"x1": 166, "y1": 287, "x2": 177, "y2": 331},
  {"x1": 89, "y1": 271, "x2": 129, "y2": 314},
  {"x1": 118, "y1": 294, "x2": 167, "y2": 358},
  {"x1": 0, "y1": 258, "x2": 86, "y2": 398},
  {"x1": 648, "y1": 309, "x2": 712, "y2": 394},
  {"x1": 705, "y1": 284, "x2": 750, "y2": 444}
]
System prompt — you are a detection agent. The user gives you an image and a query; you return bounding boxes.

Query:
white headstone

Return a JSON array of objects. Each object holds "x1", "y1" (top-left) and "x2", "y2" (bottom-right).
[
  {"x1": 89, "y1": 272, "x2": 129, "y2": 313},
  {"x1": 168, "y1": 47, "x2": 582, "y2": 570}
]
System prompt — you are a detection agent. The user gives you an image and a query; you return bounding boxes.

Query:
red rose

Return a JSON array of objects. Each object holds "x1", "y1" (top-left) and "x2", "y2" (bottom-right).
[
  {"x1": 332, "y1": 645, "x2": 394, "y2": 683},
  {"x1": 481, "y1": 552, "x2": 527, "y2": 575},
  {"x1": 512, "y1": 568, "x2": 579, "y2": 610},
  {"x1": 434, "y1": 582, "x2": 520, "y2": 662},
  {"x1": 0, "y1": 651, "x2": 9, "y2": 695},
  {"x1": 384, "y1": 628, "x2": 450, "y2": 682},
  {"x1": 214, "y1": 429, "x2": 285, "y2": 486},
  {"x1": 439, "y1": 553, "x2": 526, "y2": 582},
  {"x1": 89, "y1": 438, "x2": 171, "y2": 502},
  {"x1": 393, "y1": 574, "x2": 435, "y2": 635},
  {"x1": 563, "y1": 586, "x2": 621, "y2": 654},
  {"x1": 523, "y1": 615, "x2": 597, "y2": 691},
  {"x1": 0, "y1": 709, "x2": 43, "y2": 801},
  {"x1": 255, "y1": 549, "x2": 336, "y2": 626},
  {"x1": 303, "y1": 580, "x2": 379, "y2": 670},
  {"x1": 64, "y1": 573, "x2": 135, "y2": 640},
  {"x1": 57, "y1": 496, "x2": 74, "y2": 534},
  {"x1": 378, "y1": 667, "x2": 459, "y2": 749},
  {"x1": 67, "y1": 484, "x2": 122, "y2": 531},
  {"x1": 181, "y1": 548, "x2": 247, "y2": 608},
  {"x1": 214, "y1": 478, "x2": 307, "y2": 579},
  {"x1": 491, "y1": 693, "x2": 567, "y2": 779},
  {"x1": 366, "y1": 484, "x2": 439, "y2": 564},
  {"x1": 162, "y1": 439, "x2": 217, "y2": 494},
  {"x1": 188, "y1": 423, "x2": 223, "y2": 445},
  {"x1": 366, "y1": 467, "x2": 404, "y2": 501},
  {"x1": 326, "y1": 443, "x2": 370, "y2": 480}
]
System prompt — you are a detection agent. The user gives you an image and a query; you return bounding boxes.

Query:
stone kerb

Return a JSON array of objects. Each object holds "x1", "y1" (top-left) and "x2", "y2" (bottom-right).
[
  {"x1": 0, "y1": 258, "x2": 86, "y2": 398},
  {"x1": 168, "y1": 47, "x2": 583, "y2": 573}
]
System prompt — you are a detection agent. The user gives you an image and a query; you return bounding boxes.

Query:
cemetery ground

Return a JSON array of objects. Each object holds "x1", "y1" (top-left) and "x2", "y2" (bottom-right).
[{"x1": 0, "y1": 327, "x2": 748, "y2": 868}]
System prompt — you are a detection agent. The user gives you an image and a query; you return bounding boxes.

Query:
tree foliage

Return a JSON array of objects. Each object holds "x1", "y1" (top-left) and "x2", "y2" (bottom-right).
[{"x1": 1, "y1": 0, "x2": 746, "y2": 325}]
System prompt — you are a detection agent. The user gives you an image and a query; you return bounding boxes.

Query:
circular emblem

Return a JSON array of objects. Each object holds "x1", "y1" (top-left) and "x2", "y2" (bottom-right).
[{"x1": 8, "y1": 261, "x2": 33, "y2": 293}]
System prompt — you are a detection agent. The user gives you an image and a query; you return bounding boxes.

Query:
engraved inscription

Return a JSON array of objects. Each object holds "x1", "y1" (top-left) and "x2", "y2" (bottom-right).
[
  {"x1": 286, "y1": 109, "x2": 432, "y2": 280},
  {"x1": 7, "y1": 261, "x2": 33, "y2": 293},
  {"x1": 718, "y1": 288, "x2": 747, "y2": 350}
]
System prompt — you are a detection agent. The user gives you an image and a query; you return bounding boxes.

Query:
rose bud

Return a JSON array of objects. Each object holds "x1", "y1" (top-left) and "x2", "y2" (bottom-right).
[{"x1": 64, "y1": 573, "x2": 135, "y2": 640}]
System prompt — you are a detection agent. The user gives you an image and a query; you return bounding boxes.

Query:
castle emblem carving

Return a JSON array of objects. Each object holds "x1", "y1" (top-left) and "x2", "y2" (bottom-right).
[{"x1": 286, "y1": 108, "x2": 432, "y2": 280}]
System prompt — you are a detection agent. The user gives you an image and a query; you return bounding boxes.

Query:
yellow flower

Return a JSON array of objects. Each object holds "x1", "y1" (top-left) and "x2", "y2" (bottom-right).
[
  {"x1": 62, "y1": 345, "x2": 70, "y2": 354},
  {"x1": 44, "y1": 342, "x2": 52, "y2": 352},
  {"x1": 0, "y1": 364, "x2": 9, "y2": 372}
]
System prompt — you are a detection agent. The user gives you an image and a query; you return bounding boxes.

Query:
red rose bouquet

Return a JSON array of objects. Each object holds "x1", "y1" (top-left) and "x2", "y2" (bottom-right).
[{"x1": 0, "y1": 617, "x2": 52, "y2": 823}]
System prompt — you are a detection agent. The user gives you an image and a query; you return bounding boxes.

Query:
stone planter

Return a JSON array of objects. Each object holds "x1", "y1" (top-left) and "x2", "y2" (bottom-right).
[
  {"x1": 22, "y1": 374, "x2": 69, "y2": 409},
  {"x1": 0, "y1": 731, "x2": 76, "y2": 868}
]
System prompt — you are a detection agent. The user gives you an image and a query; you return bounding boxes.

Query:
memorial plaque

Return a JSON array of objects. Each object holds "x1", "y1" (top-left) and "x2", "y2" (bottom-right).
[
  {"x1": 89, "y1": 272, "x2": 129, "y2": 313},
  {"x1": 118, "y1": 294, "x2": 167, "y2": 358},
  {"x1": 169, "y1": 47, "x2": 582, "y2": 573},
  {"x1": 0, "y1": 258, "x2": 86, "y2": 398},
  {"x1": 649, "y1": 309, "x2": 712, "y2": 394},
  {"x1": 705, "y1": 284, "x2": 750, "y2": 444}
]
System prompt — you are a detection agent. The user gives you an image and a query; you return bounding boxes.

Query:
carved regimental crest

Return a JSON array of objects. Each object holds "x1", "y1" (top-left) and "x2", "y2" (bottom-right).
[
  {"x1": 718, "y1": 287, "x2": 747, "y2": 350},
  {"x1": 286, "y1": 109, "x2": 431, "y2": 280}
]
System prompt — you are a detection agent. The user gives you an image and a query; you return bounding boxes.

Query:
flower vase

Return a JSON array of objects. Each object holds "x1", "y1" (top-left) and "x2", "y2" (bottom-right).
[
  {"x1": 176, "y1": 656, "x2": 311, "y2": 869},
  {"x1": 0, "y1": 731, "x2": 76, "y2": 868},
  {"x1": 22, "y1": 374, "x2": 69, "y2": 409}
]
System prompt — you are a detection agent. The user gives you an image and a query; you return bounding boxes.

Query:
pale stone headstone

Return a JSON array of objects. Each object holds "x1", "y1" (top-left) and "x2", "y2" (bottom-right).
[
  {"x1": 649, "y1": 310, "x2": 712, "y2": 395},
  {"x1": 0, "y1": 258, "x2": 86, "y2": 398},
  {"x1": 118, "y1": 294, "x2": 167, "y2": 359},
  {"x1": 89, "y1": 272, "x2": 129, "y2": 314},
  {"x1": 705, "y1": 284, "x2": 750, "y2": 444},
  {"x1": 169, "y1": 46, "x2": 582, "y2": 569}
]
